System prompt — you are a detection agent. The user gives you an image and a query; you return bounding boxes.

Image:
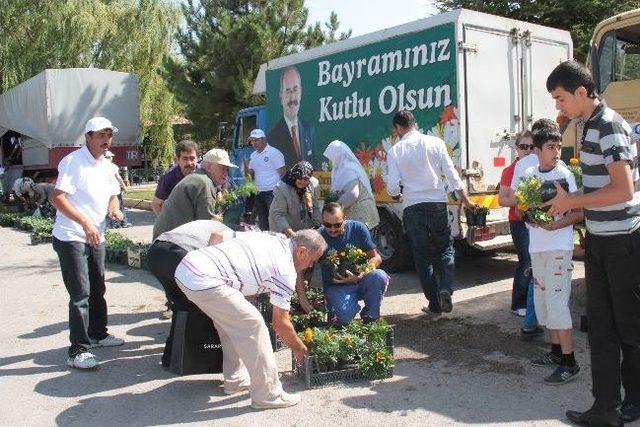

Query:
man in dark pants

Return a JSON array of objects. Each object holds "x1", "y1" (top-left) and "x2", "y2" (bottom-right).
[
  {"x1": 386, "y1": 110, "x2": 475, "y2": 315},
  {"x1": 147, "y1": 219, "x2": 234, "y2": 367},
  {"x1": 51, "y1": 117, "x2": 125, "y2": 370},
  {"x1": 544, "y1": 60, "x2": 640, "y2": 426}
]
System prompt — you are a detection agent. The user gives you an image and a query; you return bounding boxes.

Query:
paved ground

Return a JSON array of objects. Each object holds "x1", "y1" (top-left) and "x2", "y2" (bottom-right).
[{"x1": 1, "y1": 211, "x2": 636, "y2": 426}]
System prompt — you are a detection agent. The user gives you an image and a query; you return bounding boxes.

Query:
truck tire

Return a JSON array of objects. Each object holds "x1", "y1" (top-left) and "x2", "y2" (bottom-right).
[{"x1": 373, "y1": 208, "x2": 413, "y2": 272}]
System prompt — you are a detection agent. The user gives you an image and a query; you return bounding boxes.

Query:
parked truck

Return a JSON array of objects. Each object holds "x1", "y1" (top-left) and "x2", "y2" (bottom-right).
[
  {"x1": 0, "y1": 68, "x2": 142, "y2": 191},
  {"x1": 228, "y1": 9, "x2": 573, "y2": 270}
]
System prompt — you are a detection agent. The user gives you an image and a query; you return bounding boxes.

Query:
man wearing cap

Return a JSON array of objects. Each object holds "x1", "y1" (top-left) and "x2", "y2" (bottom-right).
[
  {"x1": 243, "y1": 129, "x2": 286, "y2": 230},
  {"x1": 51, "y1": 117, "x2": 125, "y2": 370},
  {"x1": 153, "y1": 148, "x2": 238, "y2": 240}
]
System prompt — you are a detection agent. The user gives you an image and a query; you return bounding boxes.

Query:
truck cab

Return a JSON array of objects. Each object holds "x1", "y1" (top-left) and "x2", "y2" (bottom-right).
[{"x1": 228, "y1": 106, "x2": 266, "y2": 187}]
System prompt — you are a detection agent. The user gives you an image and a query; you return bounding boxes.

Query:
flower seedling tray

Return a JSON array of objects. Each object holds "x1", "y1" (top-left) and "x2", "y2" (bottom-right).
[
  {"x1": 293, "y1": 328, "x2": 394, "y2": 389},
  {"x1": 127, "y1": 245, "x2": 150, "y2": 270},
  {"x1": 30, "y1": 232, "x2": 53, "y2": 245},
  {"x1": 105, "y1": 248, "x2": 128, "y2": 265}
]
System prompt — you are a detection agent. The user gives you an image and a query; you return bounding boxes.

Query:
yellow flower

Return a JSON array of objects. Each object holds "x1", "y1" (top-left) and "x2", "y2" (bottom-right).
[
  {"x1": 303, "y1": 328, "x2": 313, "y2": 343},
  {"x1": 375, "y1": 351, "x2": 385, "y2": 361},
  {"x1": 569, "y1": 157, "x2": 580, "y2": 166},
  {"x1": 343, "y1": 335, "x2": 352, "y2": 345},
  {"x1": 517, "y1": 203, "x2": 527, "y2": 212}
]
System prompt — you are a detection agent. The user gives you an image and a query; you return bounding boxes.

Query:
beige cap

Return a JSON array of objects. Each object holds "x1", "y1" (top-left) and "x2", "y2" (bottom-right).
[{"x1": 202, "y1": 148, "x2": 238, "y2": 168}]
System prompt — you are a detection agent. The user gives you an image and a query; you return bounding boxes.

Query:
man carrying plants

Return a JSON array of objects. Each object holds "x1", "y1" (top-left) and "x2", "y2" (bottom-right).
[
  {"x1": 319, "y1": 202, "x2": 389, "y2": 325},
  {"x1": 544, "y1": 60, "x2": 640, "y2": 426},
  {"x1": 518, "y1": 126, "x2": 582, "y2": 385}
]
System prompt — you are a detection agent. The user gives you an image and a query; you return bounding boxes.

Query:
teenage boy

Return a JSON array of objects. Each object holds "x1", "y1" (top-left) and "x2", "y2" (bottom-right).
[
  {"x1": 523, "y1": 127, "x2": 582, "y2": 385},
  {"x1": 544, "y1": 60, "x2": 640, "y2": 426}
]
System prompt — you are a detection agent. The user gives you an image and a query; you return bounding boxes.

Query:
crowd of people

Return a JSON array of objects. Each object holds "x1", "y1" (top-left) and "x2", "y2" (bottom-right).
[{"x1": 42, "y1": 60, "x2": 640, "y2": 423}]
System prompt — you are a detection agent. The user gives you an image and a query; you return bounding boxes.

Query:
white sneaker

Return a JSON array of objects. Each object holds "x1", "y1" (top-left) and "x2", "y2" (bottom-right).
[
  {"x1": 511, "y1": 308, "x2": 527, "y2": 317},
  {"x1": 251, "y1": 392, "x2": 301, "y2": 410},
  {"x1": 89, "y1": 334, "x2": 124, "y2": 348},
  {"x1": 67, "y1": 352, "x2": 99, "y2": 369},
  {"x1": 224, "y1": 381, "x2": 251, "y2": 395}
]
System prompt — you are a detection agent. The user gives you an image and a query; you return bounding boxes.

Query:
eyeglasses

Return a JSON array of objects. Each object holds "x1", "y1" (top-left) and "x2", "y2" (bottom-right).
[
  {"x1": 517, "y1": 144, "x2": 534, "y2": 150},
  {"x1": 296, "y1": 176, "x2": 311, "y2": 182},
  {"x1": 322, "y1": 221, "x2": 344, "y2": 229}
]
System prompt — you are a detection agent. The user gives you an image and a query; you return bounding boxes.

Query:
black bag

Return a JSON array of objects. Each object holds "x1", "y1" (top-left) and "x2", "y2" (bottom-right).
[{"x1": 169, "y1": 310, "x2": 224, "y2": 375}]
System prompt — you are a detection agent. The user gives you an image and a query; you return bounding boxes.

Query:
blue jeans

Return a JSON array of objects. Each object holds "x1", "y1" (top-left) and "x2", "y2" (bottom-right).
[
  {"x1": 403, "y1": 202, "x2": 454, "y2": 313},
  {"x1": 509, "y1": 220, "x2": 531, "y2": 311},
  {"x1": 523, "y1": 277, "x2": 538, "y2": 330},
  {"x1": 324, "y1": 269, "x2": 388, "y2": 324}
]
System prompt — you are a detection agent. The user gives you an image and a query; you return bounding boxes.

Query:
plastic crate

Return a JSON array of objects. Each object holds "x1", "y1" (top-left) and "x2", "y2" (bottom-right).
[
  {"x1": 127, "y1": 245, "x2": 149, "y2": 269},
  {"x1": 293, "y1": 327, "x2": 394, "y2": 389},
  {"x1": 106, "y1": 248, "x2": 128, "y2": 265}
]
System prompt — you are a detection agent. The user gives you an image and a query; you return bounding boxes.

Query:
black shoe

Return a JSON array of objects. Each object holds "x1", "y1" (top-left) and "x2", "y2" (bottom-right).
[
  {"x1": 566, "y1": 408, "x2": 623, "y2": 426},
  {"x1": 520, "y1": 326, "x2": 545, "y2": 341},
  {"x1": 622, "y1": 401, "x2": 640, "y2": 423},
  {"x1": 544, "y1": 364, "x2": 580, "y2": 385},
  {"x1": 531, "y1": 351, "x2": 561, "y2": 366},
  {"x1": 439, "y1": 290, "x2": 453, "y2": 313}
]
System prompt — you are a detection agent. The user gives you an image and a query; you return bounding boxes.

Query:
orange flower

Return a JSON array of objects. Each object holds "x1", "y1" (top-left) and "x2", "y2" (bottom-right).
[
  {"x1": 439, "y1": 105, "x2": 457, "y2": 124},
  {"x1": 303, "y1": 328, "x2": 313, "y2": 343},
  {"x1": 569, "y1": 157, "x2": 579, "y2": 166},
  {"x1": 355, "y1": 144, "x2": 374, "y2": 165},
  {"x1": 375, "y1": 351, "x2": 385, "y2": 361},
  {"x1": 517, "y1": 203, "x2": 527, "y2": 212},
  {"x1": 372, "y1": 174, "x2": 385, "y2": 194},
  {"x1": 343, "y1": 335, "x2": 352, "y2": 345}
]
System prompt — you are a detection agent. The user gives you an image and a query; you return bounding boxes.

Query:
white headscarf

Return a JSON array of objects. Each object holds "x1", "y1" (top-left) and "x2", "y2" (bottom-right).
[{"x1": 323, "y1": 140, "x2": 373, "y2": 196}]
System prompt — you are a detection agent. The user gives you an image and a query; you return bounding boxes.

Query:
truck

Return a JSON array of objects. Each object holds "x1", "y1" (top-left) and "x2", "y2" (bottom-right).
[
  {"x1": 0, "y1": 68, "x2": 142, "y2": 192},
  {"x1": 227, "y1": 9, "x2": 573, "y2": 271}
]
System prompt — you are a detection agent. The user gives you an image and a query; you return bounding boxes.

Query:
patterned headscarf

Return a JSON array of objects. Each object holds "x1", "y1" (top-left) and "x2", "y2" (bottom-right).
[{"x1": 281, "y1": 161, "x2": 314, "y2": 215}]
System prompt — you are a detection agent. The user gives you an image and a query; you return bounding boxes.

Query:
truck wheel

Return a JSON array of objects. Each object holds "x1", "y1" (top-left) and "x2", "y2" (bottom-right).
[{"x1": 373, "y1": 208, "x2": 413, "y2": 272}]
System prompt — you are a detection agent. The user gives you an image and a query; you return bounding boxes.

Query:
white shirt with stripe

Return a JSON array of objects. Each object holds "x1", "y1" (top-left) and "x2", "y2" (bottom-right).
[{"x1": 174, "y1": 232, "x2": 297, "y2": 310}]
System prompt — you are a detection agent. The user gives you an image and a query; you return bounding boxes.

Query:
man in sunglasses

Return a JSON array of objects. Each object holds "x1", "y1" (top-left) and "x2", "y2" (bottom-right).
[{"x1": 319, "y1": 202, "x2": 389, "y2": 325}]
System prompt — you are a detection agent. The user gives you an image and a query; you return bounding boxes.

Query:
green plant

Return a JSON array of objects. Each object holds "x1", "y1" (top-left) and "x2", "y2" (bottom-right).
[
  {"x1": 216, "y1": 180, "x2": 259, "y2": 212},
  {"x1": 324, "y1": 245, "x2": 375, "y2": 276},
  {"x1": 291, "y1": 309, "x2": 326, "y2": 330},
  {"x1": 321, "y1": 189, "x2": 339, "y2": 203},
  {"x1": 104, "y1": 230, "x2": 136, "y2": 251},
  {"x1": 515, "y1": 176, "x2": 553, "y2": 225},
  {"x1": 474, "y1": 205, "x2": 490, "y2": 215}
]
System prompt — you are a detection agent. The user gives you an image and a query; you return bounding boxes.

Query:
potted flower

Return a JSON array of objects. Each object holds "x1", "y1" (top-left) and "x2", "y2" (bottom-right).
[
  {"x1": 465, "y1": 205, "x2": 490, "y2": 227},
  {"x1": 515, "y1": 176, "x2": 570, "y2": 225},
  {"x1": 324, "y1": 245, "x2": 375, "y2": 278},
  {"x1": 568, "y1": 157, "x2": 582, "y2": 188}
]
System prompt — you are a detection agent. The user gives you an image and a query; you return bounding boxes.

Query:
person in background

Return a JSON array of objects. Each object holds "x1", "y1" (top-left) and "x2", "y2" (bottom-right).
[
  {"x1": 323, "y1": 140, "x2": 380, "y2": 230},
  {"x1": 33, "y1": 182, "x2": 56, "y2": 218},
  {"x1": 268, "y1": 161, "x2": 321, "y2": 237},
  {"x1": 151, "y1": 140, "x2": 199, "y2": 215},
  {"x1": 50, "y1": 117, "x2": 125, "y2": 370},
  {"x1": 386, "y1": 110, "x2": 475, "y2": 316},
  {"x1": 498, "y1": 132, "x2": 540, "y2": 325},
  {"x1": 104, "y1": 150, "x2": 131, "y2": 228},
  {"x1": 244, "y1": 129, "x2": 286, "y2": 230},
  {"x1": 11, "y1": 176, "x2": 35, "y2": 210}
]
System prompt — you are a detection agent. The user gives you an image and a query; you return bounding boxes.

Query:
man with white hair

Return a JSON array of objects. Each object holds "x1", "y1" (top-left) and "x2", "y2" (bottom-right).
[
  {"x1": 175, "y1": 228, "x2": 326, "y2": 409},
  {"x1": 51, "y1": 117, "x2": 125, "y2": 370},
  {"x1": 153, "y1": 148, "x2": 238, "y2": 240}
]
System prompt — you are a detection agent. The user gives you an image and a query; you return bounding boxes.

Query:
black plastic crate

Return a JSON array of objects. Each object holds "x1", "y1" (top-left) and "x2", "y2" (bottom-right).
[
  {"x1": 30, "y1": 233, "x2": 52, "y2": 245},
  {"x1": 293, "y1": 327, "x2": 394, "y2": 389},
  {"x1": 254, "y1": 293, "x2": 287, "y2": 352}
]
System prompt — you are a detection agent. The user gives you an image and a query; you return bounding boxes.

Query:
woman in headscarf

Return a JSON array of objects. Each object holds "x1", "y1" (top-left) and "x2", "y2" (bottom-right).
[
  {"x1": 323, "y1": 140, "x2": 379, "y2": 230},
  {"x1": 268, "y1": 161, "x2": 322, "y2": 237}
]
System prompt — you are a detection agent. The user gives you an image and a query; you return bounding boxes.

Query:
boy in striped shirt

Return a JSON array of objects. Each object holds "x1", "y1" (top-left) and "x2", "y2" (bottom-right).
[{"x1": 544, "y1": 60, "x2": 640, "y2": 426}]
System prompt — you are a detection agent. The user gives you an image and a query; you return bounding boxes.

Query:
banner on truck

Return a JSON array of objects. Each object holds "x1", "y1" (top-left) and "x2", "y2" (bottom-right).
[{"x1": 266, "y1": 23, "x2": 459, "y2": 200}]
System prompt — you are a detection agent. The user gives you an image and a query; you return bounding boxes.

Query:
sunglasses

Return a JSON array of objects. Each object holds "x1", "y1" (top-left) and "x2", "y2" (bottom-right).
[
  {"x1": 296, "y1": 176, "x2": 311, "y2": 182},
  {"x1": 323, "y1": 221, "x2": 344, "y2": 229},
  {"x1": 517, "y1": 144, "x2": 534, "y2": 150}
]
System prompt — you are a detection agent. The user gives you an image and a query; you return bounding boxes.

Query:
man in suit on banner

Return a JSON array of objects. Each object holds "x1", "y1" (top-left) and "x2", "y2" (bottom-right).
[{"x1": 268, "y1": 66, "x2": 316, "y2": 168}]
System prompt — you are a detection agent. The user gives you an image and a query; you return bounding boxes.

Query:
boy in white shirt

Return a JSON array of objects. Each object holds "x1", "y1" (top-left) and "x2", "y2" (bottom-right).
[{"x1": 522, "y1": 126, "x2": 583, "y2": 385}]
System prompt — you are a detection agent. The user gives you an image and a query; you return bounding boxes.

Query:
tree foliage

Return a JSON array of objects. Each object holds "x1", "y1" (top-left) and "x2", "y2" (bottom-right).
[
  {"x1": 166, "y1": 0, "x2": 351, "y2": 144},
  {"x1": 435, "y1": 0, "x2": 640, "y2": 62},
  {"x1": 0, "y1": 0, "x2": 180, "y2": 167}
]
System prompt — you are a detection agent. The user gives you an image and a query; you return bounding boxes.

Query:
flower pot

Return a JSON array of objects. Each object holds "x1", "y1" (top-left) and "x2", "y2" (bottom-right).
[
  {"x1": 540, "y1": 180, "x2": 569, "y2": 203},
  {"x1": 465, "y1": 209, "x2": 487, "y2": 227}
]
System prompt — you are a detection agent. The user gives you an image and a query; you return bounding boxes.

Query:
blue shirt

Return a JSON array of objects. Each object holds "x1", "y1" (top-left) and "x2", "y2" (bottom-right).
[
  {"x1": 154, "y1": 165, "x2": 185, "y2": 200},
  {"x1": 319, "y1": 220, "x2": 377, "y2": 285}
]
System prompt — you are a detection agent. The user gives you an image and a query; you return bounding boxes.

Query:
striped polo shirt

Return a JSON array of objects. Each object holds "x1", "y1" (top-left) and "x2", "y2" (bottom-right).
[
  {"x1": 174, "y1": 232, "x2": 297, "y2": 310},
  {"x1": 580, "y1": 103, "x2": 640, "y2": 235}
]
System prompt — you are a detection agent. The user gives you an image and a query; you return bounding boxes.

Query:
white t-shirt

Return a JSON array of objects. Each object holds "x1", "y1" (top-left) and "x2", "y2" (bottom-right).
[
  {"x1": 248, "y1": 144, "x2": 285, "y2": 192},
  {"x1": 53, "y1": 145, "x2": 120, "y2": 243},
  {"x1": 12, "y1": 177, "x2": 34, "y2": 196},
  {"x1": 511, "y1": 154, "x2": 566, "y2": 190},
  {"x1": 522, "y1": 163, "x2": 577, "y2": 253}
]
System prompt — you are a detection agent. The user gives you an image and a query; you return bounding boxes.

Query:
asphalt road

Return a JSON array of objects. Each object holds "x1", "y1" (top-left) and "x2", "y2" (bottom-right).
[{"x1": 1, "y1": 211, "x2": 635, "y2": 426}]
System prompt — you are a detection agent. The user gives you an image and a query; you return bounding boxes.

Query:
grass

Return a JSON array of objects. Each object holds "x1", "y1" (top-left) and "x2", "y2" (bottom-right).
[{"x1": 125, "y1": 187, "x2": 156, "y2": 201}]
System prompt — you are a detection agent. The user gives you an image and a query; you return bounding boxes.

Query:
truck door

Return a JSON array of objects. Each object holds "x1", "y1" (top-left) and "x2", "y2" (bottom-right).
[
  {"x1": 462, "y1": 24, "x2": 522, "y2": 208},
  {"x1": 521, "y1": 30, "x2": 572, "y2": 156},
  {"x1": 229, "y1": 111, "x2": 258, "y2": 186}
]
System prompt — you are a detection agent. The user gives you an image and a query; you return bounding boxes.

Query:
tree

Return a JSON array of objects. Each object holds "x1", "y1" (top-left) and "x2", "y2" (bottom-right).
[
  {"x1": 0, "y1": 0, "x2": 180, "y2": 167},
  {"x1": 166, "y1": 0, "x2": 351, "y2": 144},
  {"x1": 435, "y1": 0, "x2": 640, "y2": 62}
]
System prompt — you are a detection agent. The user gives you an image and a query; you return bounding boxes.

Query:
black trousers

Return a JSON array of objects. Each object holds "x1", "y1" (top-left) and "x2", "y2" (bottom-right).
[
  {"x1": 255, "y1": 190, "x2": 274, "y2": 231},
  {"x1": 585, "y1": 229, "x2": 640, "y2": 411},
  {"x1": 147, "y1": 240, "x2": 200, "y2": 366},
  {"x1": 53, "y1": 237, "x2": 108, "y2": 357}
]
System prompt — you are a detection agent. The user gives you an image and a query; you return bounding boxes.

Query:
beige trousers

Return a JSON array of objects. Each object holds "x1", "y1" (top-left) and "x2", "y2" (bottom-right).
[{"x1": 176, "y1": 281, "x2": 283, "y2": 404}]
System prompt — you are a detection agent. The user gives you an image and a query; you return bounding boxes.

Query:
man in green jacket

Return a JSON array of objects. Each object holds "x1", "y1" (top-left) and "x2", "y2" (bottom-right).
[{"x1": 153, "y1": 148, "x2": 238, "y2": 240}]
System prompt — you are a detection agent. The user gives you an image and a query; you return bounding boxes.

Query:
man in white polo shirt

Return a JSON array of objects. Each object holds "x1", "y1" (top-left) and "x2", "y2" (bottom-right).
[
  {"x1": 244, "y1": 129, "x2": 286, "y2": 230},
  {"x1": 174, "y1": 229, "x2": 326, "y2": 409},
  {"x1": 51, "y1": 117, "x2": 125, "y2": 370}
]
